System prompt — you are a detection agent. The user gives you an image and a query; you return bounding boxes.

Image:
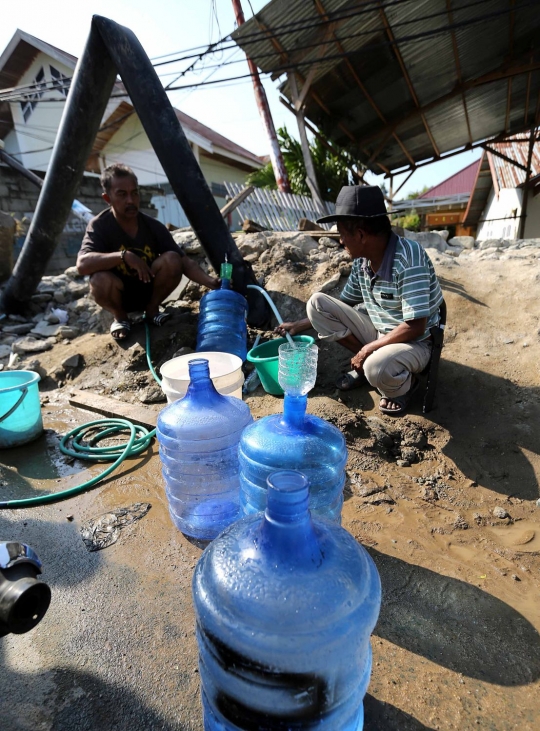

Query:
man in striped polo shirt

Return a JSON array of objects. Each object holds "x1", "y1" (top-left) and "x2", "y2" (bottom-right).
[{"x1": 277, "y1": 186, "x2": 443, "y2": 415}]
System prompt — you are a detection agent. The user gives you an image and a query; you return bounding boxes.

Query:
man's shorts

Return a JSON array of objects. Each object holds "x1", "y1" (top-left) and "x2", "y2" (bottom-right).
[{"x1": 120, "y1": 276, "x2": 153, "y2": 313}]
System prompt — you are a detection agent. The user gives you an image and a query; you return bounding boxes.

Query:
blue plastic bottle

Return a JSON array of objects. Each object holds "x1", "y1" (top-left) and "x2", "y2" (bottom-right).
[
  {"x1": 193, "y1": 470, "x2": 381, "y2": 730},
  {"x1": 196, "y1": 262, "x2": 248, "y2": 361},
  {"x1": 239, "y1": 393, "x2": 346, "y2": 522},
  {"x1": 156, "y1": 358, "x2": 252, "y2": 540}
]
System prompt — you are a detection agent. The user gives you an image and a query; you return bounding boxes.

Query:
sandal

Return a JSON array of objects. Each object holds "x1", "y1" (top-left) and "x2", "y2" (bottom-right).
[
  {"x1": 147, "y1": 312, "x2": 171, "y2": 327},
  {"x1": 335, "y1": 370, "x2": 367, "y2": 391},
  {"x1": 110, "y1": 319, "x2": 131, "y2": 340},
  {"x1": 379, "y1": 377, "x2": 419, "y2": 416}
]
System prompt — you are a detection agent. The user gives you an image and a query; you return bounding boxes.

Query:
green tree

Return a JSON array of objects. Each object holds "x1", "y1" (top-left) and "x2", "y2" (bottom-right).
[
  {"x1": 247, "y1": 126, "x2": 360, "y2": 201},
  {"x1": 406, "y1": 185, "x2": 430, "y2": 200}
]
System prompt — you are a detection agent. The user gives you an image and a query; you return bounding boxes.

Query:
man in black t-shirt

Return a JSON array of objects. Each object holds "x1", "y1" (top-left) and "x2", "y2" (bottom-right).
[{"x1": 77, "y1": 163, "x2": 219, "y2": 340}]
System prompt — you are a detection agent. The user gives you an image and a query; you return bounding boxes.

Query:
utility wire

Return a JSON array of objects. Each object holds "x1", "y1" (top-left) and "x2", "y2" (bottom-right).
[{"x1": 0, "y1": 0, "x2": 535, "y2": 103}]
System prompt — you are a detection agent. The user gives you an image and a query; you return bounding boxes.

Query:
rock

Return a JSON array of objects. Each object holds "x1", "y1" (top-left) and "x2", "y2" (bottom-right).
[
  {"x1": 293, "y1": 234, "x2": 318, "y2": 255},
  {"x1": 7, "y1": 314, "x2": 27, "y2": 323},
  {"x1": 402, "y1": 428, "x2": 428, "y2": 449},
  {"x1": 31, "y1": 293, "x2": 53, "y2": 305},
  {"x1": 0, "y1": 345, "x2": 12, "y2": 359},
  {"x1": 404, "y1": 230, "x2": 448, "y2": 252},
  {"x1": 25, "y1": 359, "x2": 47, "y2": 378},
  {"x1": 396, "y1": 459, "x2": 410, "y2": 467},
  {"x1": 493, "y1": 506, "x2": 509, "y2": 519},
  {"x1": 453, "y1": 515, "x2": 468, "y2": 530},
  {"x1": 319, "y1": 236, "x2": 340, "y2": 249},
  {"x1": 137, "y1": 385, "x2": 167, "y2": 404},
  {"x1": 12, "y1": 337, "x2": 54, "y2": 354},
  {"x1": 477, "y1": 238, "x2": 512, "y2": 250},
  {"x1": 65, "y1": 283, "x2": 88, "y2": 300},
  {"x1": 445, "y1": 245, "x2": 463, "y2": 257},
  {"x1": 56, "y1": 326, "x2": 80, "y2": 340},
  {"x1": 313, "y1": 272, "x2": 341, "y2": 293},
  {"x1": 432, "y1": 229, "x2": 449, "y2": 241},
  {"x1": 31, "y1": 322, "x2": 60, "y2": 338},
  {"x1": 53, "y1": 290, "x2": 70, "y2": 304},
  {"x1": 449, "y1": 235, "x2": 475, "y2": 249},
  {"x1": 536, "y1": 498, "x2": 540, "y2": 508},
  {"x1": 237, "y1": 232, "x2": 269, "y2": 257},
  {"x1": 400, "y1": 446, "x2": 419, "y2": 463},
  {"x1": 64, "y1": 266, "x2": 82, "y2": 279},
  {"x1": 2, "y1": 323, "x2": 34, "y2": 335},
  {"x1": 62, "y1": 354, "x2": 80, "y2": 369}
]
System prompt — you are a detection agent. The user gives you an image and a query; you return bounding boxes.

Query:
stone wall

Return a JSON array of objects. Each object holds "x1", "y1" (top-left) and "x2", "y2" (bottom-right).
[{"x1": 0, "y1": 166, "x2": 155, "y2": 275}]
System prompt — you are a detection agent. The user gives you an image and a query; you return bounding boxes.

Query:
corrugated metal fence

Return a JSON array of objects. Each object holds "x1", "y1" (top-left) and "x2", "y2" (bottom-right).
[{"x1": 225, "y1": 182, "x2": 335, "y2": 231}]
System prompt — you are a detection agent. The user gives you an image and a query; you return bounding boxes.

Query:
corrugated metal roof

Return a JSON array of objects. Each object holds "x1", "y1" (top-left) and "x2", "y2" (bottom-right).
[
  {"x1": 419, "y1": 158, "x2": 482, "y2": 198},
  {"x1": 232, "y1": 0, "x2": 540, "y2": 175},
  {"x1": 488, "y1": 133, "x2": 540, "y2": 189}
]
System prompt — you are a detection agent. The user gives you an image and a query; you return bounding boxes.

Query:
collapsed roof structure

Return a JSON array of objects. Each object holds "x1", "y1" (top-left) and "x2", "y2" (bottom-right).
[{"x1": 232, "y1": 0, "x2": 540, "y2": 178}]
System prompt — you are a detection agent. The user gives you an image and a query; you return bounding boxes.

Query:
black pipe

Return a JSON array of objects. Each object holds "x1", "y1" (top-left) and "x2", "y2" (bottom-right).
[
  {"x1": 0, "y1": 150, "x2": 44, "y2": 189},
  {"x1": 1, "y1": 26, "x2": 117, "y2": 314},
  {"x1": 91, "y1": 16, "x2": 268, "y2": 325},
  {"x1": 1, "y1": 15, "x2": 269, "y2": 325}
]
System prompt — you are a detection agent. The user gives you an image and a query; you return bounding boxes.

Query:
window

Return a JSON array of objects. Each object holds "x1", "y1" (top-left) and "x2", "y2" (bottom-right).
[
  {"x1": 210, "y1": 182, "x2": 228, "y2": 198},
  {"x1": 19, "y1": 67, "x2": 46, "y2": 122},
  {"x1": 50, "y1": 65, "x2": 70, "y2": 98}
]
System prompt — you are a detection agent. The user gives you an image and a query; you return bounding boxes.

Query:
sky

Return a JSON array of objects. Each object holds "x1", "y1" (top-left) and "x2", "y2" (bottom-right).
[{"x1": 1, "y1": 0, "x2": 482, "y2": 200}]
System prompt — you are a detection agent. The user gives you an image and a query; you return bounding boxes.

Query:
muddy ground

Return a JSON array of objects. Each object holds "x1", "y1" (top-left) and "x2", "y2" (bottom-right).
[{"x1": 1, "y1": 244, "x2": 540, "y2": 730}]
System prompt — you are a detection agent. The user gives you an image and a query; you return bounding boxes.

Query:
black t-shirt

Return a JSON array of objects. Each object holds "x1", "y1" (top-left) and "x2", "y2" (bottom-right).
[{"x1": 80, "y1": 208, "x2": 185, "y2": 280}]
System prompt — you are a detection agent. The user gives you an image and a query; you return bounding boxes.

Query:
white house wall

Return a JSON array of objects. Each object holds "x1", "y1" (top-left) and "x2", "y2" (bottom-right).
[
  {"x1": 476, "y1": 187, "x2": 522, "y2": 240},
  {"x1": 523, "y1": 193, "x2": 540, "y2": 239},
  {"x1": 4, "y1": 50, "x2": 124, "y2": 173}
]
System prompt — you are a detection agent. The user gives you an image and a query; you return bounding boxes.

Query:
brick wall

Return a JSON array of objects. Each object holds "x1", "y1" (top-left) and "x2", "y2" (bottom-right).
[{"x1": 0, "y1": 166, "x2": 156, "y2": 275}]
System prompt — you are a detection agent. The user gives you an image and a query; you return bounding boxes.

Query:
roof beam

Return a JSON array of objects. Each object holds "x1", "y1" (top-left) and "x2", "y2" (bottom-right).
[
  {"x1": 312, "y1": 0, "x2": 415, "y2": 167},
  {"x1": 253, "y1": 17, "x2": 389, "y2": 172},
  {"x1": 378, "y1": 4, "x2": 440, "y2": 157},
  {"x1": 481, "y1": 144, "x2": 528, "y2": 171},
  {"x1": 446, "y1": 0, "x2": 473, "y2": 145},
  {"x1": 361, "y1": 54, "x2": 540, "y2": 153}
]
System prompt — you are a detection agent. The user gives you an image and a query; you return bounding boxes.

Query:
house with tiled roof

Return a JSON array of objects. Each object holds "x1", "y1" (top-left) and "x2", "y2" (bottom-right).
[
  {"x1": 0, "y1": 29, "x2": 263, "y2": 236},
  {"x1": 392, "y1": 158, "x2": 482, "y2": 238}
]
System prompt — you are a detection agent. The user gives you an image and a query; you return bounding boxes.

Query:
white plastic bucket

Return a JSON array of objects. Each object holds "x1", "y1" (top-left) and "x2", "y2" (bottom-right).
[{"x1": 160, "y1": 352, "x2": 244, "y2": 403}]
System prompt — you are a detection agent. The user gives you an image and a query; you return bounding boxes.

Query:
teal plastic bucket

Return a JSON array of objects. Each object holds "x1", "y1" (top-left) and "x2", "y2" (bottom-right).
[
  {"x1": 246, "y1": 336, "x2": 315, "y2": 395},
  {"x1": 0, "y1": 370, "x2": 43, "y2": 448}
]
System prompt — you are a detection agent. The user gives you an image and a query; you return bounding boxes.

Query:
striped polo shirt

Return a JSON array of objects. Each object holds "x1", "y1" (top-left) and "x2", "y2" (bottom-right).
[{"x1": 340, "y1": 232, "x2": 443, "y2": 341}]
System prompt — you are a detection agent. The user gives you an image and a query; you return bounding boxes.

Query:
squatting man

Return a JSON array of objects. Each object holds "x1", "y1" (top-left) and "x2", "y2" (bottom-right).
[
  {"x1": 77, "y1": 163, "x2": 219, "y2": 340},
  {"x1": 276, "y1": 185, "x2": 444, "y2": 416}
]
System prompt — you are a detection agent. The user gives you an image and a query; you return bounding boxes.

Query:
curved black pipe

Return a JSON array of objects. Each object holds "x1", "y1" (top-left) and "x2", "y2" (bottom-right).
[
  {"x1": 1, "y1": 26, "x2": 117, "y2": 313},
  {"x1": 1, "y1": 16, "x2": 269, "y2": 326}
]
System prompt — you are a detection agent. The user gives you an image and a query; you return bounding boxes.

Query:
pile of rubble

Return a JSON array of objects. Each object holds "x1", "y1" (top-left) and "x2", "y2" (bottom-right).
[{"x1": 0, "y1": 267, "x2": 105, "y2": 369}]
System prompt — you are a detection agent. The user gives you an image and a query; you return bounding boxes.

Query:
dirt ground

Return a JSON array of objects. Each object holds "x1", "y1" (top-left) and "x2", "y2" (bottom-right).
[{"x1": 1, "y1": 249, "x2": 540, "y2": 730}]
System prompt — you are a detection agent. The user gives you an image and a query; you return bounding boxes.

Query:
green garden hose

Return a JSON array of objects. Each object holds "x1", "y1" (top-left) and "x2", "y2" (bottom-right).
[{"x1": 0, "y1": 322, "x2": 160, "y2": 509}]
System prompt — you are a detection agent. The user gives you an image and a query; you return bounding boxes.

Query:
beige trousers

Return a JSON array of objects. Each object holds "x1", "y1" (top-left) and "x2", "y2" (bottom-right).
[{"x1": 306, "y1": 292, "x2": 432, "y2": 398}]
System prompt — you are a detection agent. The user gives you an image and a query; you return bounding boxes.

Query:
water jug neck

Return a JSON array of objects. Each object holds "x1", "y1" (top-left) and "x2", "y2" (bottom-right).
[
  {"x1": 259, "y1": 471, "x2": 322, "y2": 566},
  {"x1": 281, "y1": 394, "x2": 307, "y2": 429},
  {"x1": 186, "y1": 359, "x2": 220, "y2": 400},
  {"x1": 220, "y1": 278, "x2": 231, "y2": 290}
]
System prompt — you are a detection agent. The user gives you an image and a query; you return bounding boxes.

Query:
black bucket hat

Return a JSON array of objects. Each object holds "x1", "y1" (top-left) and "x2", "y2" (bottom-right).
[{"x1": 317, "y1": 185, "x2": 387, "y2": 224}]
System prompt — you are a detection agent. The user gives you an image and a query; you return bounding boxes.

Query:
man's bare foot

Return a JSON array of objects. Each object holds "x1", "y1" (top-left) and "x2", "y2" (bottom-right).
[{"x1": 379, "y1": 397, "x2": 401, "y2": 411}]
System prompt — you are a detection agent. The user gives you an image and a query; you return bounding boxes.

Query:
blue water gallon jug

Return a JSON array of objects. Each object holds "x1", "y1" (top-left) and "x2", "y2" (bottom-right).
[
  {"x1": 156, "y1": 358, "x2": 252, "y2": 540},
  {"x1": 238, "y1": 392, "x2": 347, "y2": 522},
  {"x1": 196, "y1": 264, "x2": 248, "y2": 361},
  {"x1": 193, "y1": 470, "x2": 381, "y2": 730}
]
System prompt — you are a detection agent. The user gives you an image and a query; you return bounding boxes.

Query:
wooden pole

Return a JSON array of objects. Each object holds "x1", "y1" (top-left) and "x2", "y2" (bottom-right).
[{"x1": 288, "y1": 73, "x2": 324, "y2": 210}]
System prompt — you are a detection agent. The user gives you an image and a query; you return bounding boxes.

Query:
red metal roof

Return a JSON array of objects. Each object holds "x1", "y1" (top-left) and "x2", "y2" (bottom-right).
[{"x1": 418, "y1": 158, "x2": 482, "y2": 199}]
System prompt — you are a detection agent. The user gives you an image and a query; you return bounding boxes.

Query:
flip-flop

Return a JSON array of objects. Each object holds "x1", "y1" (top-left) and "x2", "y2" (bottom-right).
[
  {"x1": 148, "y1": 312, "x2": 171, "y2": 327},
  {"x1": 335, "y1": 370, "x2": 367, "y2": 391},
  {"x1": 379, "y1": 377, "x2": 419, "y2": 416},
  {"x1": 110, "y1": 319, "x2": 131, "y2": 341}
]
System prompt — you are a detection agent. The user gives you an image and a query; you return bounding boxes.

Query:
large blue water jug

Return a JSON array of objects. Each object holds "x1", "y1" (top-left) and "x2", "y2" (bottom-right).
[
  {"x1": 196, "y1": 264, "x2": 248, "y2": 361},
  {"x1": 238, "y1": 392, "x2": 347, "y2": 522},
  {"x1": 193, "y1": 470, "x2": 381, "y2": 730},
  {"x1": 156, "y1": 358, "x2": 252, "y2": 540}
]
